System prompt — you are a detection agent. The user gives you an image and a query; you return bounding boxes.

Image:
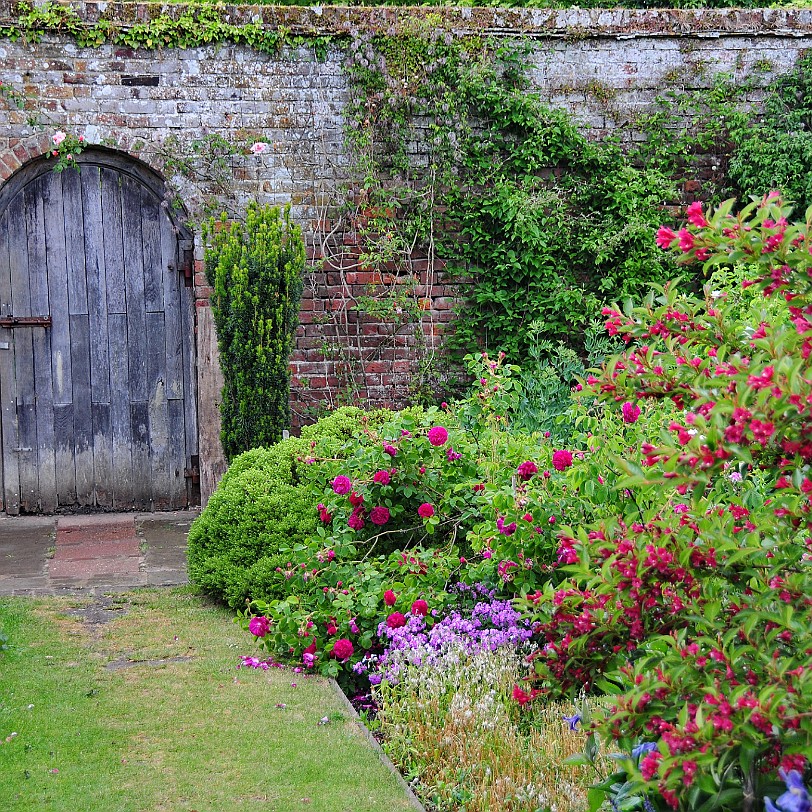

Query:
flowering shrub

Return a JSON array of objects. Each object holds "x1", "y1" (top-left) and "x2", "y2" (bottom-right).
[
  {"x1": 524, "y1": 195, "x2": 812, "y2": 810},
  {"x1": 49, "y1": 130, "x2": 85, "y2": 172}
]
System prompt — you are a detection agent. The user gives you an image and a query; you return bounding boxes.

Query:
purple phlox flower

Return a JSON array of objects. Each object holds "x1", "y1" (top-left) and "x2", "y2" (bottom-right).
[
  {"x1": 631, "y1": 741, "x2": 659, "y2": 760},
  {"x1": 563, "y1": 713, "x2": 581, "y2": 731},
  {"x1": 766, "y1": 771, "x2": 812, "y2": 812}
]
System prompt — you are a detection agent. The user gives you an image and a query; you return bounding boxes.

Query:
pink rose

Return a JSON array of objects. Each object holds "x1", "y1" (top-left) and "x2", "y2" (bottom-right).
[
  {"x1": 384, "y1": 589, "x2": 397, "y2": 606},
  {"x1": 427, "y1": 426, "x2": 448, "y2": 446},
  {"x1": 331, "y1": 475, "x2": 351, "y2": 495},
  {"x1": 410, "y1": 599, "x2": 429, "y2": 617},
  {"x1": 250, "y1": 142, "x2": 267, "y2": 155},
  {"x1": 517, "y1": 460, "x2": 538, "y2": 481},
  {"x1": 332, "y1": 638, "x2": 354, "y2": 661},
  {"x1": 418, "y1": 503, "x2": 434, "y2": 519},
  {"x1": 52, "y1": 131, "x2": 66, "y2": 146},
  {"x1": 386, "y1": 612, "x2": 407, "y2": 629},
  {"x1": 552, "y1": 450, "x2": 574, "y2": 471},
  {"x1": 373, "y1": 470, "x2": 391, "y2": 485},
  {"x1": 248, "y1": 616, "x2": 270, "y2": 637},
  {"x1": 369, "y1": 506, "x2": 390, "y2": 526}
]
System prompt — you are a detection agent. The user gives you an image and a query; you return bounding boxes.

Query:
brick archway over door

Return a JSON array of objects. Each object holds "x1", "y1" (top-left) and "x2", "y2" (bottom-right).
[{"x1": 0, "y1": 149, "x2": 199, "y2": 514}]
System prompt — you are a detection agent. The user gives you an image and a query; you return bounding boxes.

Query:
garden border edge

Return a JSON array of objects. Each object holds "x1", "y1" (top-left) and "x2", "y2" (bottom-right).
[{"x1": 328, "y1": 678, "x2": 428, "y2": 812}]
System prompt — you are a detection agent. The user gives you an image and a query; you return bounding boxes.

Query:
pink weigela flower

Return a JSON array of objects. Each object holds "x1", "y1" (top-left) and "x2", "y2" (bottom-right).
[
  {"x1": 621, "y1": 402, "x2": 641, "y2": 424},
  {"x1": 552, "y1": 449, "x2": 574, "y2": 471},
  {"x1": 655, "y1": 225, "x2": 677, "y2": 250},
  {"x1": 369, "y1": 506, "x2": 391, "y2": 526},
  {"x1": 249, "y1": 615, "x2": 270, "y2": 638},
  {"x1": 685, "y1": 201, "x2": 708, "y2": 228},
  {"x1": 332, "y1": 638, "x2": 354, "y2": 661},
  {"x1": 418, "y1": 502, "x2": 435, "y2": 519},
  {"x1": 427, "y1": 426, "x2": 448, "y2": 446},
  {"x1": 517, "y1": 460, "x2": 538, "y2": 480},
  {"x1": 332, "y1": 475, "x2": 352, "y2": 495}
]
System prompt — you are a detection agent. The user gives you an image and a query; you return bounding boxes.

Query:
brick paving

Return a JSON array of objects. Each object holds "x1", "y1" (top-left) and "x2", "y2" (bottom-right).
[{"x1": 0, "y1": 511, "x2": 198, "y2": 596}]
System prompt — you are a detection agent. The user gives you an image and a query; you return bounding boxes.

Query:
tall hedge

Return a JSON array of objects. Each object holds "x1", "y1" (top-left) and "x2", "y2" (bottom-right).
[{"x1": 204, "y1": 203, "x2": 305, "y2": 462}]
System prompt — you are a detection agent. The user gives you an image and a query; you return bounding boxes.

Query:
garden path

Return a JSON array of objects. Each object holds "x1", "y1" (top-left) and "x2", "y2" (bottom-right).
[{"x1": 0, "y1": 511, "x2": 195, "y2": 595}]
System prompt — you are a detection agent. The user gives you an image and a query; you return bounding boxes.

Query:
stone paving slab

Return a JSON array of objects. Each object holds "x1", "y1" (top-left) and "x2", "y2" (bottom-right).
[{"x1": 0, "y1": 510, "x2": 198, "y2": 596}]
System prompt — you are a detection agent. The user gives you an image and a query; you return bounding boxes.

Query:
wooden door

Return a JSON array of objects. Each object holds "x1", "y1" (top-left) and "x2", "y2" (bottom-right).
[{"x1": 0, "y1": 150, "x2": 198, "y2": 514}]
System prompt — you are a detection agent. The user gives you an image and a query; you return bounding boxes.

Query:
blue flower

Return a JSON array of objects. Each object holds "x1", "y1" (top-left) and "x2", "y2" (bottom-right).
[
  {"x1": 631, "y1": 742, "x2": 659, "y2": 760},
  {"x1": 765, "y1": 770, "x2": 811, "y2": 812},
  {"x1": 563, "y1": 713, "x2": 581, "y2": 731}
]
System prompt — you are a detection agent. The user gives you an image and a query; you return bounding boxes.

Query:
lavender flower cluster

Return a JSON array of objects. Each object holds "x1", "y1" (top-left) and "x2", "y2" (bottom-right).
[{"x1": 354, "y1": 593, "x2": 533, "y2": 686}]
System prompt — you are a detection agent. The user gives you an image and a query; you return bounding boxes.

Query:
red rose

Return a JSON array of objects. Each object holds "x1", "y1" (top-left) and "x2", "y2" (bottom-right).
[
  {"x1": 332, "y1": 638, "x2": 354, "y2": 661},
  {"x1": 386, "y1": 612, "x2": 407, "y2": 629},
  {"x1": 410, "y1": 599, "x2": 429, "y2": 617},
  {"x1": 384, "y1": 589, "x2": 397, "y2": 606}
]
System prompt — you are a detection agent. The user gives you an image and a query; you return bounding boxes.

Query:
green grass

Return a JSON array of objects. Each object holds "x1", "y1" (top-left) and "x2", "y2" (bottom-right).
[{"x1": 0, "y1": 589, "x2": 416, "y2": 812}]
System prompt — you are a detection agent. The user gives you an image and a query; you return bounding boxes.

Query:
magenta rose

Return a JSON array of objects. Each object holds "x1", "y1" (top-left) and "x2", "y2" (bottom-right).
[
  {"x1": 552, "y1": 449, "x2": 574, "y2": 471},
  {"x1": 348, "y1": 507, "x2": 365, "y2": 531},
  {"x1": 373, "y1": 469, "x2": 391, "y2": 485},
  {"x1": 369, "y1": 506, "x2": 391, "y2": 526},
  {"x1": 384, "y1": 589, "x2": 397, "y2": 606},
  {"x1": 248, "y1": 616, "x2": 270, "y2": 638},
  {"x1": 427, "y1": 426, "x2": 448, "y2": 446},
  {"x1": 410, "y1": 599, "x2": 429, "y2": 617},
  {"x1": 332, "y1": 638, "x2": 354, "y2": 661},
  {"x1": 386, "y1": 612, "x2": 407, "y2": 629},
  {"x1": 418, "y1": 502, "x2": 435, "y2": 519},
  {"x1": 331, "y1": 475, "x2": 351, "y2": 495},
  {"x1": 517, "y1": 460, "x2": 538, "y2": 481}
]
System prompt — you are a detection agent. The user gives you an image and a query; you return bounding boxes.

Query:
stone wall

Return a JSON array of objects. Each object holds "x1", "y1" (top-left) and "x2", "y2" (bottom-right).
[{"x1": 2, "y1": 2, "x2": 812, "y2": 495}]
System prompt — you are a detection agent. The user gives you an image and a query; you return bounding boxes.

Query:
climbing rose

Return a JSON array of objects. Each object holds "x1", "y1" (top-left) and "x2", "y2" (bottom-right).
[
  {"x1": 427, "y1": 426, "x2": 448, "y2": 446},
  {"x1": 332, "y1": 638, "x2": 354, "y2": 661},
  {"x1": 369, "y1": 506, "x2": 391, "y2": 526},
  {"x1": 248, "y1": 616, "x2": 270, "y2": 638},
  {"x1": 331, "y1": 475, "x2": 351, "y2": 495},
  {"x1": 249, "y1": 141, "x2": 267, "y2": 155},
  {"x1": 418, "y1": 503, "x2": 435, "y2": 518},
  {"x1": 349, "y1": 491, "x2": 364, "y2": 506},
  {"x1": 621, "y1": 402, "x2": 641, "y2": 424},
  {"x1": 384, "y1": 589, "x2": 397, "y2": 606},
  {"x1": 410, "y1": 599, "x2": 429, "y2": 617},
  {"x1": 52, "y1": 131, "x2": 66, "y2": 146},
  {"x1": 386, "y1": 612, "x2": 407, "y2": 629},
  {"x1": 373, "y1": 470, "x2": 391, "y2": 485},
  {"x1": 517, "y1": 460, "x2": 538, "y2": 480},
  {"x1": 552, "y1": 450, "x2": 574, "y2": 471},
  {"x1": 317, "y1": 503, "x2": 331, "y2": 523},
  {"x1": 383, "y1": 443, "x2": 397, "y2": 457}
]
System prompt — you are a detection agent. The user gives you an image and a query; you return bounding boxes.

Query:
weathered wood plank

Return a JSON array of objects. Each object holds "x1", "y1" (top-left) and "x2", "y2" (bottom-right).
[
  {"x1": 8, "y1": 187, "x2": 38, "y2": 511},
  {"x1": 167, "y1": 398, "x2": 187, "y2": 509},
  {"x1": 141, "y1": 189, "x2": 164, "y2": 313},
  {"x1": 108, "y1": 313, "x2": 133, "y2": 509},
  {"x1": 44, "y1": 171, "x2": 73, "y2": 407},
  {"x1": 196, "y1": 306, "x2": 227, "y2": 506},
  {"x1": 53, "y1": 404, "x2": 76, "y2": 506},
  {"x1": 130, "y1": 401, "x2": 151, "y2": 510},
  {"x1": 122, "y1": 176, "x2": 147, "y2": 402},
  {"x1": 63, "y1": 169, "x2": 88, "y2": 315},
  {"x1": 101, "y1": 167, "x2": 127, "y2": 315},
  {"x1": 92, "y1": 401, "x2": 112, "y2": 509},
  {"x1": 180, "y1": 280, "x2": 199, "y2": 458},
  {"x1": 162, "y1": 216, "x2": 184, "y2": 401},
  {"x1": 0, "y1": 209, "x2": 19, "y2": 514},
  {"x1": 80, "y1": 165, "x2": 111, "y2": 403},
  {"x1": 70, "y1": 314, "x2": 94, "y2": 507},
  {"x1": 146, "y1": 310, "x2": 170, "y2": 509},
  {"x1": 25, "y1": 177, "x2": 56, "y2": 513}
]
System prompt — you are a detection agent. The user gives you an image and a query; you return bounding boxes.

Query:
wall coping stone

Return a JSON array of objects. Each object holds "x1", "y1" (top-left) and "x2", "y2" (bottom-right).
[{"x1": 3, "y1": 2, "x2": 812, "y2": 41}]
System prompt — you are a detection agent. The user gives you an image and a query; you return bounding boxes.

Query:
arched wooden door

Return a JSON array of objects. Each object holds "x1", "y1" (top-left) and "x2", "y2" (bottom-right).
[{"x1": 0, "y1": 149, "x2": 198, "y2": 514}]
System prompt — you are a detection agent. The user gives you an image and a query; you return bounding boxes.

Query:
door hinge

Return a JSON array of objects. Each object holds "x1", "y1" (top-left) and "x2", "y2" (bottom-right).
[{"x1": 0, "y1": 316, "x2": 51, "y2": 328}]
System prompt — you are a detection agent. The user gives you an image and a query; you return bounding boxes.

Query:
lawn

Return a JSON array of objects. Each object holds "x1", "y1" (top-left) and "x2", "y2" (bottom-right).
[{"x1": 0, "y1": 588, "x2": 417, "y2": 812}]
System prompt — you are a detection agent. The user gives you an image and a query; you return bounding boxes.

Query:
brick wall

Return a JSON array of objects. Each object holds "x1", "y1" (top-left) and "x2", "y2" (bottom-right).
[{"x1": 2, "y1": 2, "x2": 812, "y2": 447}]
